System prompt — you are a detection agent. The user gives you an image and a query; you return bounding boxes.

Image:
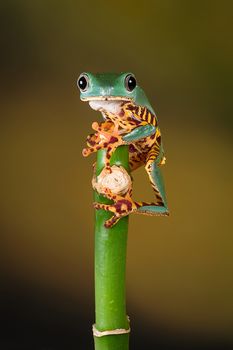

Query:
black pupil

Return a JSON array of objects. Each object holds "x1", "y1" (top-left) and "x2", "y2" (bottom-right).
[
  {"x1": 78, "y1": 76, "x2": 87, "y2": 90},
  {"x1": 127, "y1": 76, "x2": 136, "y2": 91}
]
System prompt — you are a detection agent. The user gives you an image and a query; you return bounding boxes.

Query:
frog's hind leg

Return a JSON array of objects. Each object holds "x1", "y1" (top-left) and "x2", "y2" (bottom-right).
[
  {"x1": 93, "y1": 180, "x2": 166, "y2": 228},
  {"x1": 93, "y1": 147, "x2": 168, "y2": 227},
  {"x1": 137, "y1": 149, "x2": 169, "y2": 216}
]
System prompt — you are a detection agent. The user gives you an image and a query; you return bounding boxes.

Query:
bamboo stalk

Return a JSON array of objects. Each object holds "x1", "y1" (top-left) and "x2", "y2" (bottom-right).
[{"x1": 93, "y1": 146, "x2": 130, "y2": 350}]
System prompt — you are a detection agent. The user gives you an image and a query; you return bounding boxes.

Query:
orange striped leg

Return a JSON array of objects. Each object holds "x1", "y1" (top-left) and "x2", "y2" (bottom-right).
[
  {"x1": 82, "y1": 138, "x2": 110, "y2": 157},
  {"x1": 94, "y1": 186, "x2": 157, "y2": 227},
  {"x1": 103, "y1": 136, "x2": 125, "y2": 172}
]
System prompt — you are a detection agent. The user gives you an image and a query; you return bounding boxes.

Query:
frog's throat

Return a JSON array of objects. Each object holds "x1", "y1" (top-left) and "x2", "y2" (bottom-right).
[
  {"x1": 81, "y1": 96, "x2": 132, "y2": 102},
  {"x1": 82, "y1": 96, "x2": 134, "y2": 114},
  {"x1": 88, "y1": 100, "x2": 124, "y2": 114}
]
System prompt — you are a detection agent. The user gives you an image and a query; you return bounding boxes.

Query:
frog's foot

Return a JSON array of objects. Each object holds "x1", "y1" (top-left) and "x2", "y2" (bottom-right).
[
  {"x1": 86, "y1": 127, "x2": 113, "y2": 148},
  {"x1": 101, "y1": 188, "x2": 165, "y2": 215},
  {"x1": 93, "y1": 185, "x2": 137, "y2": 228},
  {"x1": 92, "y1": 121, "x2": 120, "y2": 142},
  {"x1": 86, "y1": 133, "x2": 100, "y2": 147},
  {"x1": 96, "y1": 185, "x2": 168, "y2": 226},
  {"x1": 104, "y1": 165, "x2": 112, "y2": 174},
  {"x1": 82, "y1": 143, "x2": 110, "y2": 157},
  {"x1": 82, "y1": 135, "x2": 110, "y2": 157},
  {"x1": 83, "y1": 131, "x2": 102, "y2": 157},
  {"x1": 93, "y1": 199, "x2": 168, "y2": 228},
  {"x1": 92, "y1": 202, "x2": 121, "y2": 227},
  {"x1": 105, "y1": 215, "x2": 122, "y2": 228},
  {"x1": 92, "y1": 121, "x2": 114, "y2": 133},
  {"x1": 82, "y1": 146, "x2": 95, "y2": 157},
  {"x1": 93, "y1": 197, "x2": 137, "y2": 228},
  {"x1": 136, "y1": 204, "x2": 169, "y2": 216}
]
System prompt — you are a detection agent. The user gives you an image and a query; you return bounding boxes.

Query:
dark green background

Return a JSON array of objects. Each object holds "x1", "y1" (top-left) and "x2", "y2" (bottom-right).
[{"x1": 1, "y1": 1, "x2": 232, "y2": 349}]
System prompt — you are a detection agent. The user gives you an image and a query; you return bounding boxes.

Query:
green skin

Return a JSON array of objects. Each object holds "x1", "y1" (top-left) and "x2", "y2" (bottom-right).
[{"x1": 79, "y1": 72, "x2": 169, "y2": 225}]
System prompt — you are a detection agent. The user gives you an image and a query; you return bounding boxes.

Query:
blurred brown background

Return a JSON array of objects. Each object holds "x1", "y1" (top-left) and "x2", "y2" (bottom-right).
[{"x1": 1, "y1": 1, "x2": 233, "y2": 349}]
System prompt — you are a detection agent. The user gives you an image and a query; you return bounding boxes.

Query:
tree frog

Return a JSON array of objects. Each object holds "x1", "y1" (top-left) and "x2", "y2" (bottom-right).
[{"x1": 77, "y1": 72, "x2": 169, "y2": 227}]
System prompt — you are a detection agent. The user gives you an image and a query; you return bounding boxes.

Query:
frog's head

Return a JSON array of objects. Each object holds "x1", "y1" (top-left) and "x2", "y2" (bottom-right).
[{"x1": 77, "y1": 72, "x2": 154, "y2": 114}]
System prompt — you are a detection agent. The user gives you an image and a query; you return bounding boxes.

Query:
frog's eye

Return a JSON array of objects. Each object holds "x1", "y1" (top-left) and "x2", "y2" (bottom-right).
[
  {"x1": 125, "y1": 74, "x2": 137, "y2": 92},
  {"x1": 77, "y1": 74, "x2": 89, "y2": 92}
]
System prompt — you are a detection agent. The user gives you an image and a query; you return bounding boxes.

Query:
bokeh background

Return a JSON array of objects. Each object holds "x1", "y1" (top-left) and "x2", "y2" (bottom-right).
[{"x1": 1, "y1": 1, "x2": 233, "y2": 349}]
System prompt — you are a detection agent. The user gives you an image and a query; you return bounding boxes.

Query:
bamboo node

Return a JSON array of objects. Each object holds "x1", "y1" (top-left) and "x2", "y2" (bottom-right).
[
  {"x1": 92, "y1": 324, "x2": 130, "y2": 337},
  {"x1": 92, "y1": 165, "x2": 131, "y2": 196}
]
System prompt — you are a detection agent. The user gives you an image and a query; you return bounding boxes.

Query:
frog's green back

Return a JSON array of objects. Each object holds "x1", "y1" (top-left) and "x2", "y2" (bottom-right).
[{"x1": 133, "y1": 84, "x2": 156, "y2": 115}]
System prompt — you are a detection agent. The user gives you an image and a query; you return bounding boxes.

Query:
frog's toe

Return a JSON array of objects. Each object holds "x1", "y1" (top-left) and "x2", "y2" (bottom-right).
[
  {"x1": 104, "y1": 215, "x2": 121, "y2": 228},
  {"x1": 93, "y1": 202, "x2": 108, "y2": 210},
  {"x1": 92, "y1": 122, "x2": 99, "y2": 131},
  {"x1": 105, "y1": 166, "x2": 112, "y2": 174},
  {"x1": 82, "y1": 148, "x2": 92, "y2": 157},
  {"x1": 93, "y1": 202, "x2": 116, "y2": 213},
  {"x1": 86, "y1": 133, "x2": 98, "y2": 147},
  {"x1": 82, "y1": 148, "x2": 89, "y2": 156}
]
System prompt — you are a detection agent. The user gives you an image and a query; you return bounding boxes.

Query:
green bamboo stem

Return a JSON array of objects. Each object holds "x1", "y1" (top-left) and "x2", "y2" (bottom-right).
[{"x1": 94, "y1": 146, "x2": 130, "y2": 350}]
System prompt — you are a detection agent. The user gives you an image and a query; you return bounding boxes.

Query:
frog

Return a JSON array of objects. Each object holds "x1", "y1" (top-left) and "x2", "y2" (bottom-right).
[{"x1": 77, "y1": 72, "x2": 169, "y2": 227}]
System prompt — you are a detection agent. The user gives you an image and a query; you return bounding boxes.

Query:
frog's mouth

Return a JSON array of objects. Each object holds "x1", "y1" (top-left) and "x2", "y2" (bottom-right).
[
  {"x1": 81, "y1": 96, "x2": 132, "y2": 114},
  {"x1": 81, "y1": 96, "x2": 132, "y2": 102}
]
